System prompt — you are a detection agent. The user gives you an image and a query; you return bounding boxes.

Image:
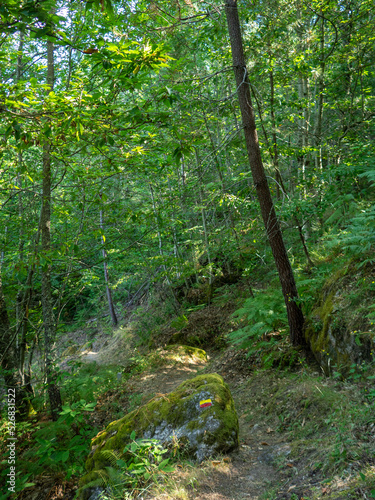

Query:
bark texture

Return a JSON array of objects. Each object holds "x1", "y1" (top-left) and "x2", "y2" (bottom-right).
[
  {"x1": 225, "y1": 0, "x2": 306, "y2": 347},
  {"x1": 41, "y1": 37, "x2": 62, "y2": 420}
]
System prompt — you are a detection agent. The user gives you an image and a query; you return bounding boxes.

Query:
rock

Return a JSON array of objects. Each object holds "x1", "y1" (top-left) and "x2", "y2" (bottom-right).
[
  {"x1": 77, "y1": 373, "x2": 238, "y2": 500},
  {"x1": 305, "y1": 263, "x2": 375, "y2": 375},
  {"x1": 165, "y1": 344, "x2": 208, "y2": 362},
  {"x1": 85, "y1": 487, "x2": 103, "y2": 500},
  {"x1": 61, "y1": 345, "x2": 79, "y2": 357}
]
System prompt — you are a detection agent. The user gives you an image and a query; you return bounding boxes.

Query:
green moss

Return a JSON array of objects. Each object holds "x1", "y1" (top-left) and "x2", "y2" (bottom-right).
[
  {"x1": 186, "y1": 334, "x2": 202, "y2": 346},
  {"x1": 305, "y1": 260, "x2": 375, "y2": 375},
  {"x1": 78, "y1": 470, "x2": 106, "y2": 488},
  {"x1": 77, "y1": 373, "x2": 238, "y2": 498},
  {"x1": 166, "y1": 344, "x2": 208, "y2": 361},
  {"x1": 182, "y1": 345, "x2": 207, "y2": 360},
  {"x1": 178, "y1": 373, "x2": 224, "y2": 390},
  {"x1": 308, "y1": 293, "x2": 334, "y2": 354},
  {"x1": 167, "y1": 331, "x2": 184, "y2": 344},
  {"x1": 324, "y1": 263, "x2": 350, "y2": 290}
]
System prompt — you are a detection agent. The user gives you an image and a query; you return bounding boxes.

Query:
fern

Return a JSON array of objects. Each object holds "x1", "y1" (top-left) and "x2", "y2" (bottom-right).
[
  {"x1": 99, "y1": 449, "x2": 121, "y2": 467},
  {"x1": 325, "y1": 194, "x2": 357, "y2": 226},
  {"x1": 229, "y1": 287, "x2": 287, "y2": 353},
  {"x1": 339, "y1": 204, "x2": 375, "y2": 263},
  {"x1": 359, "y1": 167, "x2": 375, "y2": 187}
]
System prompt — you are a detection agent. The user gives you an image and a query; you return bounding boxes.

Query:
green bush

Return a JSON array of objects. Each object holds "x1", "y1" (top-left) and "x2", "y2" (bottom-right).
[
  {"x1": 25, "y1": 400, "x2": 97, "y2": 479},
  {"x1": 85, "y1": 431, "x2": 175, "y2": 499}
]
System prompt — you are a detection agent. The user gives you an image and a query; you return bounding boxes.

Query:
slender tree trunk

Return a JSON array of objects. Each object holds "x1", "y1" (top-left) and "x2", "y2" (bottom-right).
[
  {"x1": 203, "y1": 114, "x2": 254, "y2": 295},
  {"x1": 297, "y1": 76, "x2": 309, "y2": 199},
  {"x1": 41, "y1": 36, "x2": 62, "y2": 421},
  {"x1": 15, "y1": 33, "x2": 25, "y2": 338},
  {"x1": 149, "y1": 185, "x2": 180, "y2": 311},
  {"x1": 314, "y1": 13, "x2": 325, "y2": 173},
  {"x1": 194, "y1": 150, "x2": 214, "y2": 304},
  {"x1": 0, "y1": 31, "x2": 34, "y2": 419},
  {"x1": 0, "y1": 226, "x2": 6, "y2": 265},
  {"x1": 167, "y1": 179, "x2": 184, "y2": 281},
  {"x1": 15, "y1": 31, "x2": 34, "y2": 405},
  {"x1": 176, "y1": 153, "x2": 199, "y2": 286},
  {"x1": 269, "y1": 68, "x2": 314, "y2": 267},
  {"x1": 225, "y1": 0, "x2": 306, "y2": 347},
  {"x1": 269, "y1": 69, "x2": 283, "y2": 200},
  {"x1": 99, "y1": 195, "x2": 118, "y2": 327}
]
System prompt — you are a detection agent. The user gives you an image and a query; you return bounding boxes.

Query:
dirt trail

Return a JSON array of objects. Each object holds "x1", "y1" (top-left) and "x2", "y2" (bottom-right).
[
  {"x1": 127, "y1": 360, "x2": 207, "y2": 396},
  {"x1": 43, "y1": 339, "x2": 323, "y2": 500},
  {"x1": 124, "y1": 352, "x2": 294, "y2": 500}
]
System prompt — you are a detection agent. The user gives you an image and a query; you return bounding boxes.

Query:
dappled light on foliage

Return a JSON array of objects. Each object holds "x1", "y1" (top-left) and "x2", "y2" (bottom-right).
[{"x1": 1, "y1": 0, "x2": 375, "y2": 498}]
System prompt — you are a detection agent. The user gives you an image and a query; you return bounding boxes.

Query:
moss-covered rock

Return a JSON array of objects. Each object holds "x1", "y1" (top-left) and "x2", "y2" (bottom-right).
[
  {"x1": 77, "y1": 373, "x2": 238, "y2": 499},
  {"x1": 305, "y1": 262, "x2": 375, "y2": 375},
  {"x1": 61, "y1": 345, "x2": 79, "y2": 357},
  {"x1": 165, "y1": 344, "x2": 208, "y2": 361}
]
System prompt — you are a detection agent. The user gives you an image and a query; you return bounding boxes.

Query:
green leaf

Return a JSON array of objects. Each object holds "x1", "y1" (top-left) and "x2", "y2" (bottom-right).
[
  {"x1": 158, "y1": 458, "x2": 170, "y2": 469},
  {"x1": 162, "y1": 465, "x2": 176, "y2": 472}
]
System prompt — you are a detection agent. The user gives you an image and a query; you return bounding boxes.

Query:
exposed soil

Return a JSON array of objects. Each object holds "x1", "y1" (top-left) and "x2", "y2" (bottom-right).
[
  {"x1": 16, "y1": 338, "x2": 374, "y2": 500},
  {"x1": 133, "y1": 350, "x2": 303, "y2": 500}
]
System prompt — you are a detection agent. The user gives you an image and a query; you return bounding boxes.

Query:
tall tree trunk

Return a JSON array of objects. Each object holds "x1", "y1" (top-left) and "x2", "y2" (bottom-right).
[
  {"x1": 269, "y1": 69, "x2": 283, "y2": 200},
  {"x1": 269, "y1": 68, "x2": 314, "y2": 267},
  {"x1": 41, "y1": 36, "x2": 62, "y2": 421},
  {"x1": 195, "y1": 150, "x2": 213, "y2": 304},
  {"x1": 15, "y1": 31, "x2": 35, "y2": 405},
  {"x1": 149, "y1": 185, "x2": 180, "y2": 311},
  {"x1": 99, "y1": 194, "x2": 118, "y2": 327},
  {"x1": 15, "y1": 33, "x2": 25, "y2": 338},
  {"x1": 0, "y1": 31, "x2": 33, "y2": 419},
  {"x1": 225, "y1": 0, "x2": 306, "y2": 347},
  {"x1": 314, "y1": 12, "x2": 325, "y2": 174},
  {"x1": 203, "y1": 114, "x2": 254, "y2": 295}
]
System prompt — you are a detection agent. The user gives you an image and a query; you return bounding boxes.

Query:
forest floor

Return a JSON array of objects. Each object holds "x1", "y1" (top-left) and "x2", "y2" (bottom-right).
[
  {"x1": 108, "y1": 348, "x2": 373, "y2": 500},
  {"x1": 123, "y1": 349, "x2": 293, "y2": 500},
  {"x1": 53, "y1": 340, "x2": 372, "y2": 500},
  {"x1": 14, "y1": 301, "x2": 375, "y2": 500}
]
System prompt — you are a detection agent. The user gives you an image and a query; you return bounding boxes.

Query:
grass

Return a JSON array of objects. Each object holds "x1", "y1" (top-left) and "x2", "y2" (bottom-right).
[
  {"x1": 2, "y1": 346, "x2": 375, "y2": 499},
  {"x1": 232, "y1": 366, "x2": 375, "y2": 499},
  {"x1": 2, "y1": 254, "x2": 375, "y2": 499}
]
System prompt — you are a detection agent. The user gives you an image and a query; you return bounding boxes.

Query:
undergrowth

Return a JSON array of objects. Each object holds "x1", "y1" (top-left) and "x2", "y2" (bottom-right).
[
  {"x1": 0, "y1": 361, "x2": 130, "y2": 498},
  {"x1": 239, "y1": 366, "x2": 375, "y2": 499},
  {"x1": 80, "y1": 431, "x2": 175, "y2": 500}
]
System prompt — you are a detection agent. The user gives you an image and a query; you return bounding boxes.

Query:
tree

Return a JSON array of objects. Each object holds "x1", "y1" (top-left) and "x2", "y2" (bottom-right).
[
  {"x1": 224, "y1": 0, "x2": 306, "y2": 347},
  {"x1": 99, "y1": 193, "x2": 118, "y2": 327},
  {"x1": 40, "y1": 24, "x2": 63, "y2": 421}
]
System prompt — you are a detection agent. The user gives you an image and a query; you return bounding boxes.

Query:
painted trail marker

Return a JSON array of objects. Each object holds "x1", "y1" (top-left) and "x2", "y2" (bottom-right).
[{"x1": 199, "y1": 399, "x2": 213, "y2": 408}]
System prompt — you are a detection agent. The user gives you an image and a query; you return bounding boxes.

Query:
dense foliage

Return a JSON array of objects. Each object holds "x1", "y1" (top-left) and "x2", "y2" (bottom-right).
[{"x1": 1, "y1": 0, "x2": 375, "y2": 496}]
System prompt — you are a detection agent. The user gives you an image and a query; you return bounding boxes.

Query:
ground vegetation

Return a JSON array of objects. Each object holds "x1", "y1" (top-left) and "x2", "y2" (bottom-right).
[{"x1": 1, "y1": 0, "x2": 375, "y2": 498}]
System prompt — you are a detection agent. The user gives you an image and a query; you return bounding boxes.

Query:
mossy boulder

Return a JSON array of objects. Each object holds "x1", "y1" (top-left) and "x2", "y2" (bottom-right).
[
  {"x1": 165, "y1": 344, "x2": 208, "y2": 361},
  {"x1": 61, "y1": 345, "x2": 79, "y2": 357},
  {"x1": 78, "y1": 373, "x2": 238, "y2": 500},
  {"x1": 305, "y1": 262, "x2": 375, "y2": 375}
]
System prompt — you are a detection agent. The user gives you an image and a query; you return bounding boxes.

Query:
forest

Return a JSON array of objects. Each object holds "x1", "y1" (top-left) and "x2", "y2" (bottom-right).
[{"x1": 1, "y1": 0, "x2": 375, "y2": 498}]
